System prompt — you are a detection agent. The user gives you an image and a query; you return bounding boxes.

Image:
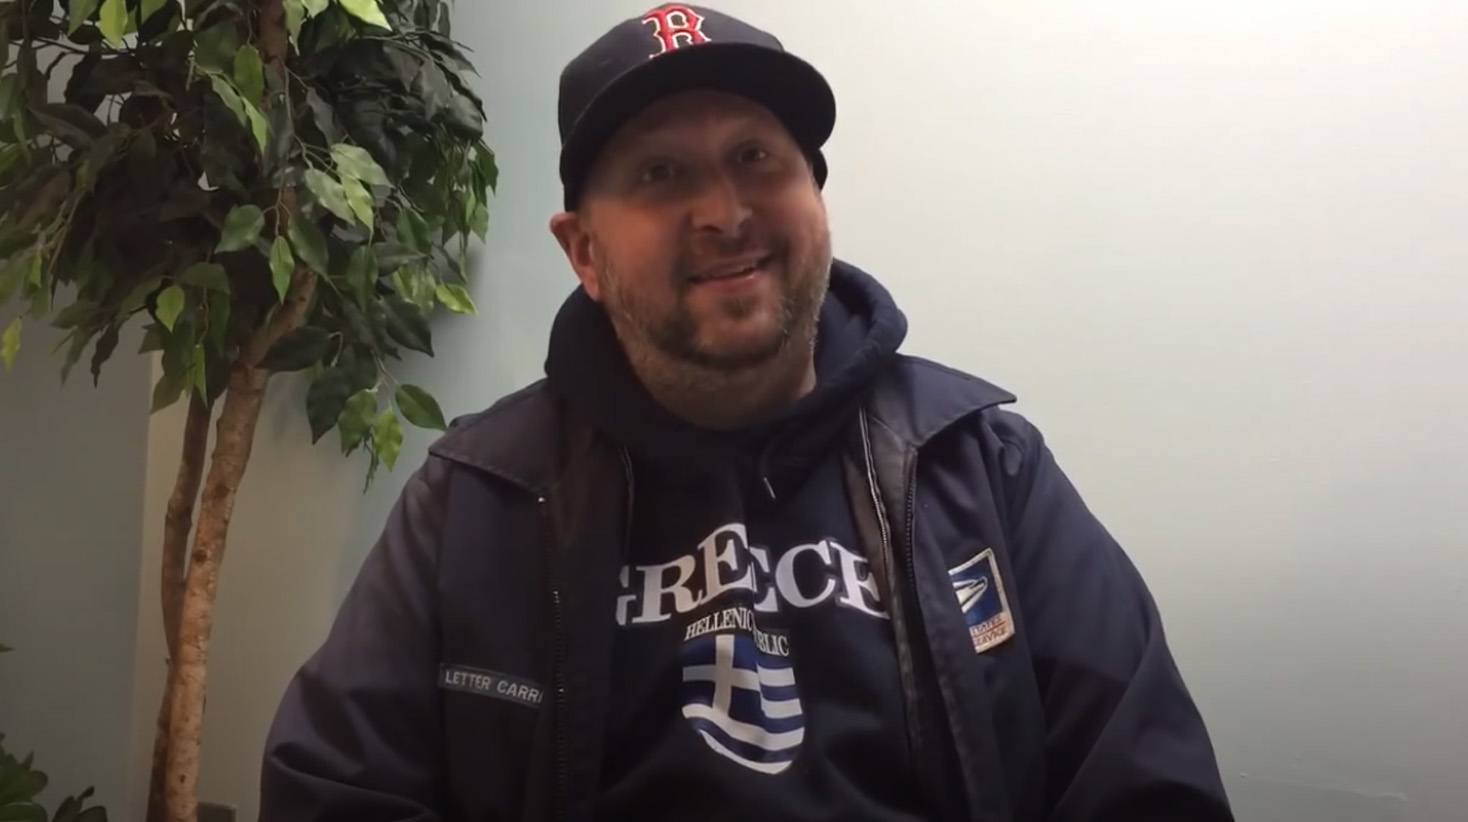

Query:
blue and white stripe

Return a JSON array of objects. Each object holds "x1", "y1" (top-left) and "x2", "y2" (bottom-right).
[{"x1": 681, "y1": 632, "x2": 804, "y2": 774}]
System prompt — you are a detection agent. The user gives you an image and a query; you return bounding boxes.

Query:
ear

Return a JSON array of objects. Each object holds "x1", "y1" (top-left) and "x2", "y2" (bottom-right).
[{"x1": 549, "y1": 211, "x2": 604, "y2": 301}]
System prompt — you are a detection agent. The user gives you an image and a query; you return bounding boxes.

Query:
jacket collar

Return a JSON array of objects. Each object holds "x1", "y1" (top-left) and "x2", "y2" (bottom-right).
[
  {"x1": 864, "y1": 356, "x2": 1016, "y2": 449},
  {"x1": 427, "y1": 356, "x2": 1017, "y2": 493},
  {"x1": 427, "y1": 380, "x2": 565, "y2": 496}
]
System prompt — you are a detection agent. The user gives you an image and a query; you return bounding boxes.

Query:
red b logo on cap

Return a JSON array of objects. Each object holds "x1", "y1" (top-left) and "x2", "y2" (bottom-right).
[{"x1": 642, "y1": 4, "x2": 710, "y2": 57}]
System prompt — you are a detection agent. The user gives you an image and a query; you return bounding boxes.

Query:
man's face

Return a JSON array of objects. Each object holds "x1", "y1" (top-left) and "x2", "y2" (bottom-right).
[{"x1": 551, "y1": 90, "x2": 832, "y2": 373}]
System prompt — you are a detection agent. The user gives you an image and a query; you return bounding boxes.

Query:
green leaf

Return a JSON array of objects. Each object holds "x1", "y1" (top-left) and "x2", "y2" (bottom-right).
[
  {"x1": 140, "y1": 0, "x2": 169, "y2": 24},
  {"x1": 396, "y1": 208, "x2": 430, "y2": 252},
  {"x1": 284, "y1": 0, "x2": 304, "y2": 41},
  {"x1": 0, "y1": 251, "x2": 36, "y2": 305},
  {"x1": 155, "y1": 285, "x2": 185, "y2": 331},
  {"x1": 306, "y1": 366, "x2": 354, "y2": 442},
  {"x1": 337, "y1": 388, "x2": 375, "y2": 453},
  {"x1": 233, "y1": 45, "x2": 264, "y2": 103},
  {"x1": 0, "y1": 802, "x2": 47, "y2": 822},
  {"x1": 475, "y1": 145, "x2": 498, "y2": 192},
  {"x1": 372, "y1": 408, "x2": 402, "y2": 469},
  {"x1": 269, "y1": 236, "x2": 294, "y2": 302},
  {"x1": 138, "y1": 323, "x2": 165, "y2": 353},
  {"x1": 119, "y1": 276, "x2": 162, "y2": 315},
  {"x1": 208, "y1": 75, "x2": 247, "y2": 126},
  {"x1": 0, "y1": 75, "x2": 22, "y2": 122},
  {"x1": 302, "y1": 88, "x2": 340, "y2": 143},
  {"x1": 341, "y1": 175, "x2": 374, "y2": 230},
  {"x1": 260, "y1": 326, "x2": 330, "y2": 371},
  {"x1": 51, "y1": 300, "x2": 99, "y2": 329},
  {"x1": 26, "y1": 253, "x2": 43, "y2": 288},
  {"x1": 79, "y1": 130, "x2": 121, "y2": 189},
  {"x1": 159, "y1": 311, "x2": 195, "y2": 378},
  {"x1": 435, "y1": 283, "x2": 476, "y2": 315},
  {"x1": 1, "y1": 317, "x2": 20, "y2": 371},
  {"x1": 243, "y1": 99, "x2": 268, "y2": 153},
  {"x1": 304, "y1": 169, "x2": 353, "y2": 224},
  {"x1": 395, "y1": 384, "x2": 446, "y2": 431},
  {"x1": 391, "y1": 266, "x2": 433, "y2": 311},
  {"x1": 190, "y1": 344, "x2": 208, "y2": 398},
  {"x1": 330, "y1": 143, "x2": 389, "y2": 187},
  {"x1": 68, "y1": 0, "x2": 102, "y2": 33},
  {"x1": 31, "y1": 104, "x2": 106, "y2": 148},
  {"x1": 206, "y1": 293, "x2": 230, "y2": 352},
  {"x1": 287, "y1": 215, "x2": 329, "y2": 275},
  {"x1": 469, "y1": 200, "x2": 489, "y2": 239},
  {"x1": 373, "y1": 243, "x2": 422, "y2": 271},
  {"x1": 338, "y1": 0, "x2": 391, "y2": 30},
  {"x1": 150, "y1": 365, "x2": 186, "y2": 412},
  {"x1": 339, "y1": 346, "x2": 377, "y2": 392},
  {"x1": 303, "y1": 0, "x2": 328, "y2": 15},
  {"x1": 26, "y1": 282, "x2": 51, "y2": 320},
  {"x1": 216, "y1": 204, "x2": 264, "y2": 253},
  {"x1": 178, "y1": 262, "x2": 230, "y2": 293},
  {"x1": 98, "y1": 0, "x2": 128, "y2": 45},
  {"x1": 346, "y1": 245, "x2": 376, "y2": 301},
  {"x1": 382, "y1": 296, "x2": 432, "y2": 355},
  {"x1": 194, "y1": 21, "x2": 240, "y2": 74},
  {"x1": 89, "y1": 323, "x2": 120, "y2": 386}
]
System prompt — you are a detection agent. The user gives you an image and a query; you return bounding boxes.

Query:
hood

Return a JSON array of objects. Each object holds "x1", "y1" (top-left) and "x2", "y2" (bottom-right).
[{"x1": 544, "y1": 259, "x2": 907, "y2": 498}]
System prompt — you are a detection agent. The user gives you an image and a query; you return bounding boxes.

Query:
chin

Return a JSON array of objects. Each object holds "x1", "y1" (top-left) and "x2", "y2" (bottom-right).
[{"x1": 692, "y1": 327, "x2": 790, "y2": 371}]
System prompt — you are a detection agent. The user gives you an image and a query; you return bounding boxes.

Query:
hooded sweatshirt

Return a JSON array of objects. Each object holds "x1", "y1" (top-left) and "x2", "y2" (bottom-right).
[{"x1": 545, "y1": 260, "x2": 930, "y2": 821}]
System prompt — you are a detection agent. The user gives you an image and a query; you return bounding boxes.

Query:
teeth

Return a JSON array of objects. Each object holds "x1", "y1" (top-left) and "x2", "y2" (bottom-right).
[{"x1": 697, "y1": 260, "x2": 762, "y2": 282}]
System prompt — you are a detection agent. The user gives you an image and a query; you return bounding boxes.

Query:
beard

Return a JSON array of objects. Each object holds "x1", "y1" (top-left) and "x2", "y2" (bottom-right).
[{"x1": 598, "y1": 228, "x2": 832, "y2": 374}]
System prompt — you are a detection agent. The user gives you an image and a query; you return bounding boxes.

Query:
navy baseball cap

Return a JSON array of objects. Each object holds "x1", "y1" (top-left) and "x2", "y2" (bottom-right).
[{"x1": 557, "y1": 4, "x2": 836, "y2": 210}]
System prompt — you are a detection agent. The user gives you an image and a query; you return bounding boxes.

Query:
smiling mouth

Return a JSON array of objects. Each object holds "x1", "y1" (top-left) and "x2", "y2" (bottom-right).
[{"x1": 689, "y1": 254, "x2": 775, "y2": 285}]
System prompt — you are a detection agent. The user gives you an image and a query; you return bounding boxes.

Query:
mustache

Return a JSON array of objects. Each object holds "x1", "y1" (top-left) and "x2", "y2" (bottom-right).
[{"x1": 672, "y1": 235, "x2": 788, "y2": 283}]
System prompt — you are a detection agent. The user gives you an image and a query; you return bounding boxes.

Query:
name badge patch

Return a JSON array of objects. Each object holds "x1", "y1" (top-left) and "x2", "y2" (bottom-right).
[
  {"x1": 439, "y1": 664, "x2": 543, "y2": 709},
  {"x1": 948, "y1": 548, "x2": 1015, "y2": 654}
]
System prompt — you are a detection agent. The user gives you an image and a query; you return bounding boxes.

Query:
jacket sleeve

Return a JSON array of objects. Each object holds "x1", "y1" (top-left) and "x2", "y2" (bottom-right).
[
  {"x1": 992, "y1": 411, "x2": 1233, "y2": 821},
  {"x1": 259, "y1": 457, "x2": 450, "y2": 822}
]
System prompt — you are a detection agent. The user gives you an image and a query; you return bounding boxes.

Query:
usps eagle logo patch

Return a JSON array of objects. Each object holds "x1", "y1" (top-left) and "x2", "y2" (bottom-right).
[
  {"x1": 680, "y1": 628, "x2": 804, "y2": 774},
  {"x1": 949, "y1": 548, "x2": 1015, "y2": 653}
]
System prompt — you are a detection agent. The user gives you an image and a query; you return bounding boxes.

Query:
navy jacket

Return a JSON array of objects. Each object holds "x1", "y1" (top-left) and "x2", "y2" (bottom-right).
[{"x1": 261, "y1": 355, "x2": 1232, "y2": 821}]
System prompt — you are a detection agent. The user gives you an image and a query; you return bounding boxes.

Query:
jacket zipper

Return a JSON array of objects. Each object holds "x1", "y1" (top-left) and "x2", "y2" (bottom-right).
[
  {"x1": 547, "y1": 448, "x2": 633, "y2": 821},
  {"x1": 618, "y1": 447, "x2": 636, "y2": 551},
  {"x1": 542, "y1": 495, "x2": 570, "y2": 821},
  {"x1": 859, "y1": 410, "x2": 963, "y2": 820},
  {"x1": 857, "y1": 412, "x2": 923, "y2": 756}
]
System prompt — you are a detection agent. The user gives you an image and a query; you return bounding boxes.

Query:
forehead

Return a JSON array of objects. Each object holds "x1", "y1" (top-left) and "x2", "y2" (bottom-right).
[{"x1": 601, "y1": 89, "x2": 791, "y2": 156}]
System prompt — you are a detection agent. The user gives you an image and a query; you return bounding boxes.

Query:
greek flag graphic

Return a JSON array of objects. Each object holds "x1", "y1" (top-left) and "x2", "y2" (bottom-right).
[{"x1": 680, "y1": 632, "x2": 804, "y2": 774}]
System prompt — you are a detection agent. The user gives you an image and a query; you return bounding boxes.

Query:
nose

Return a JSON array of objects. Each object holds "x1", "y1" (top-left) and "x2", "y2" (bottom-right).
[{"x1": 688, "y1": 171, "x2": 752, "y2": 240}]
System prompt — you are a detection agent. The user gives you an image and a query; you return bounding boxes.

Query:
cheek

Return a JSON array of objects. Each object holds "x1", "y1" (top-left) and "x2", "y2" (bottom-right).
[
  {"x1": 595, "y1": 218, "x2": 680, "y2": 296},
  {"x1": 771, "y1": 196, "x2": 829, "y2": 257}
]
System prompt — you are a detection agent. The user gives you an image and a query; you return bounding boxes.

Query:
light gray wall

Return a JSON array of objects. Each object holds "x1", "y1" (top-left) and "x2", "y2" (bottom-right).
[
  {"x1": 119, "y1": 2, "x2": 1466, "y2": 821},
  {"x1": 0, "y1": 310, "x2": 149, "y2": 815}
]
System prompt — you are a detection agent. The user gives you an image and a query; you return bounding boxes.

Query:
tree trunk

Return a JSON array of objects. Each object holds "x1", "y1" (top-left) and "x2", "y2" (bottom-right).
[
  {"x1": 147, "y1": 394, "x2": 212, "y2": 822},
  {"x1": 159, "y1": 1, "x2": 302, "y2": 818},
  {"x1": 161, "y1": 363, "x2": 269, "y2": 822},
  {"x1": 160, "y1": 252, "x2": 315, "y2": 822}
]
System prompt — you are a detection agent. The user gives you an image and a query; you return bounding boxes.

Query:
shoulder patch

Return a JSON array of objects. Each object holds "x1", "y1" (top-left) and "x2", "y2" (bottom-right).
[{"x1": 948, "y1": 548, "x2": 1015, "y2": 653}]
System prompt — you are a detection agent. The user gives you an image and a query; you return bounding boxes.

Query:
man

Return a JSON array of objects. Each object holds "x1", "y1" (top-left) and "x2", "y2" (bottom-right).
[{"x1": 262, "y1": 5, "x2": 1233, "y2": 821}]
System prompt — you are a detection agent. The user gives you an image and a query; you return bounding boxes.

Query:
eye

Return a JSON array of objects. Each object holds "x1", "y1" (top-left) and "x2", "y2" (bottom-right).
[
  {"x1": 639, "y1": 161, "x2": 679, "y2": 185},
  {"x1": 737, "y1": 144, "x2": 771, "y2": 165}
]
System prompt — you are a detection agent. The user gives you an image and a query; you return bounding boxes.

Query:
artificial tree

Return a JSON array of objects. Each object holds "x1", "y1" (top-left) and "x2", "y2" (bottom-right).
[{"x1": 0, "y1": 0, "x2": 493, "y2": 818}]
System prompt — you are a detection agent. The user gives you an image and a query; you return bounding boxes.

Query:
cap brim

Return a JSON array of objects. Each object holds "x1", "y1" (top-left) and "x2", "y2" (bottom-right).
[{"x1": 560, "y1": 42, "x2": 835, "y2": 209}]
